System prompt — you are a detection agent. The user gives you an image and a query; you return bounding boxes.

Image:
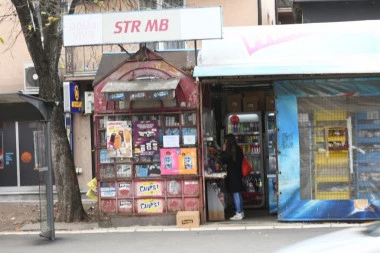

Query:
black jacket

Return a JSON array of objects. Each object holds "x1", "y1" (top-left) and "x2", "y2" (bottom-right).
[{"x1": 220, "y1": 147, "x2": 244, "y2": 193}]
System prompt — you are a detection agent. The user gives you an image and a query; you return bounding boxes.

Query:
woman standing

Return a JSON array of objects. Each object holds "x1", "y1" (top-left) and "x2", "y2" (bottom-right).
[{"x1": 221, "y1": 133, "x2": 245, "y2": 220}]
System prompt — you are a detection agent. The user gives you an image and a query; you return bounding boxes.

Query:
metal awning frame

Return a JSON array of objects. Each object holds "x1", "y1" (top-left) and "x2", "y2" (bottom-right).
[{"x1": 0, "y1": 92, "x2": 56, "y2": 240}]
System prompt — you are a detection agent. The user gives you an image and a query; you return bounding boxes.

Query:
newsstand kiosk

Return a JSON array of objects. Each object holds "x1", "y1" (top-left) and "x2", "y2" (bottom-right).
[
  {"x1": 195, "y1": 21, "x2": 380, "y2": 222},
  {"x1": 92, "y1": 47, "x2": 204, "y2": 225}
]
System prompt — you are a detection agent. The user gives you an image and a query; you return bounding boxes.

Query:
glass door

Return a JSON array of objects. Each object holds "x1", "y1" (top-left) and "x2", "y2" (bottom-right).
[
  {"x1": 226, "y1": 112, "x2": 265, "y2": 208},
  {"x1": 265, "y1": 112, "x2": 278, "y2": 213}
]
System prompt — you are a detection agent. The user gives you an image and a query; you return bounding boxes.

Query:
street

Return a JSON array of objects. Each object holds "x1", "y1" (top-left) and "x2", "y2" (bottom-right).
[{"x1": 0, "y1": 227, "x2": 344, "y2": 253}]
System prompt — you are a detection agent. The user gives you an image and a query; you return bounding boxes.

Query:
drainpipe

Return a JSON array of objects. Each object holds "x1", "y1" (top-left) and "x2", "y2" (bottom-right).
[
  {"x1": 258, "y1": 0, "x2": 262, "y2": 25},
  {"x1": 275, "y1": 0, "x2": 279, "y2": 24}
]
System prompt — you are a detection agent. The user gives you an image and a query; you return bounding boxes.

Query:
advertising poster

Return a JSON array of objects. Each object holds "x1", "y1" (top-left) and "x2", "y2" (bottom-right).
[
  {"x1": 117, "y1": 181, "x2": 133, "y2": 197},
  {"x1": 106, "y1": 121, "x2": 132, "y2": 158},
  {"x1": 160, "y1": 148, "x2": 197, "y2": 175},
  {"x1": 100, "y1": 182, "x2": 116, "y2": 197},
  {"x1": 132, "y1": 120, "x2": 159, "y2": 157},
  {"x1": 178, "y1": 148, "x2": 197, "y2": 175},
  {"x1": 118, "y1": 199, "x2": 133, "y2": 213},
  {"x1": 160, "y1": 148, "x2": 180, "y2": 175},
  {"x1": 136, "y1": 198, "x2": 164, "y2": 213},
  {"x1": 135, "y1": 180, "x2": 163, "y2": 197}
]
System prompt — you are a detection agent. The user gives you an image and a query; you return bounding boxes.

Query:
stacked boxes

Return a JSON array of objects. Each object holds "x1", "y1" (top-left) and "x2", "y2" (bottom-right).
[{"x1": 227, "y1": 91, "x2": 275, "y2": 112}]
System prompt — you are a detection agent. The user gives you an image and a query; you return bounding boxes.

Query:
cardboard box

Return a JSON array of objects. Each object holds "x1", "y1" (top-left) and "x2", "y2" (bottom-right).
[
  {"x1": 243, "y1": 97, "x2": 259, "y2": 112},
  {"x1": 266, "y1": 96, "x2": 275, "y2": 111},
  {"x1": 176, "y1": 211, "x2": 200, "y2": 228},
  {"x1": 244, "y1": 91, "x2": 265, "y2": 111},
  {"x1": 227, "y1": 94, "x2": 242, "y2": 112}
]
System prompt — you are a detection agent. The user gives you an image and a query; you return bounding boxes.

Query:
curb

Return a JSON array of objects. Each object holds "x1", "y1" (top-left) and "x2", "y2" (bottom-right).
[{"x1": 0, "y1": 221, "x2": 363, "y2": 235}]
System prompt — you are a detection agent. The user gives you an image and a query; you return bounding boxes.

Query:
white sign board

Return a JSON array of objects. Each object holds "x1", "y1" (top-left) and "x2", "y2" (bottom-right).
[
  {"x1": 194, "y1": 20, "x2": 380, "y2": 76},
  {"x1": 63, "y1": 7, "x2": 222, "y2": 46}
]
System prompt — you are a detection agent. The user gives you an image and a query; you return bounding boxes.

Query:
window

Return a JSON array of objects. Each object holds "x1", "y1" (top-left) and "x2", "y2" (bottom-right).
[{"x1": 139, "y1": 0, "x2": 185, "y2": 50}]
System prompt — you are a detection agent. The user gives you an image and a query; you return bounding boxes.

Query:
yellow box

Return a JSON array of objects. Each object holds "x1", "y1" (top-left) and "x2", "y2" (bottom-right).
[{"x1": 176, "y1": 211, "x2": 200, "y2": 228}]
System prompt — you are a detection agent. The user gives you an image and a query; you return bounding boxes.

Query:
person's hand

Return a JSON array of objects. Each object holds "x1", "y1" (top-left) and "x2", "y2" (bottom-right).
[{"x1": 223, "y1": 143, "x2": 226, "y2": 151}]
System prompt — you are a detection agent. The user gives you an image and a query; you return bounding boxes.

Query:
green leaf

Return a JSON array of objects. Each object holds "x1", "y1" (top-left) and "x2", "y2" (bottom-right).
[
  {"x1": 0, "y1": 37, "x2": 4, "y2": 44},
  {"x1": 28, "y1": 24, "x2": 33, "y2": 31},
  {"x1": 48, "y1": 17, "x2": 58, "y2": 22}
]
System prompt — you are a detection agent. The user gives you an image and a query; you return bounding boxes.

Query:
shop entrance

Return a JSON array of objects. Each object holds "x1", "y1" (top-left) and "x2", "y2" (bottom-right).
[{"x1": 201, "y1": 82, "x2": 278, "y2": 221}]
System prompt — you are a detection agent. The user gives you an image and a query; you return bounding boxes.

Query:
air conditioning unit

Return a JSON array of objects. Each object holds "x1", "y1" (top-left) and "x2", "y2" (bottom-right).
[
  {"x1": 84, "y1": 91, "x2": 94, "y2": 115},
  {"x1": 24, "y1": 62, "x2": 39, "y2": 94}
]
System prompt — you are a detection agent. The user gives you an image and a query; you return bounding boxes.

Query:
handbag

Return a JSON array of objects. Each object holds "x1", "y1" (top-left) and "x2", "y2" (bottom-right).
[{"x1": 242, "y1": 157, "x2": 253, "y2": 177}]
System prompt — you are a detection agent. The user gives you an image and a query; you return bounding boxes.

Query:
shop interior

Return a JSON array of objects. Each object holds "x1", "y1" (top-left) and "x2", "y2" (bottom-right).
[{"x1": 200, "y1": 82, "x2": 278, "y2": 221}]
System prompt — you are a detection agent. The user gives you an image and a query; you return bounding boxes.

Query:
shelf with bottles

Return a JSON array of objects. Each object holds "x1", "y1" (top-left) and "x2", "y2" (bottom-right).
[
  {"x1": 227, "y1": 121, "x2": 261, "y2": 134},
  {"x1": 240, "y1": 143, "x2": 262, "y2": 156},
  {"x1": 226, "y1": 113, "x2": 261, "y2": 136},
  {"x1": 164, "y1": 115, "x2": 181, "y2": 127},
  {"x1": 355, "y1": 111, "x2": 380, "y2": 143},
  {"x1": 355, "y1": 146, "x2": 380, "y2": 163},
  {"x1": 357, "y1": 177, "x2": 380, "y2": 199},
  {"x1": 355, "y1": 111, "x2": 380, "y2": 199},
  {"x1": 181, "y1": 112, "x2": 197, "y2": 126},
  {"x1": 354, "y1": 148, "x2": 380, "y2": 198},
  {"x1": 357, "y1": 170, "x2": 380, "y2": 186},
  {"x1": 242, "y1": 173, "x2": 263, "y2": 193}
]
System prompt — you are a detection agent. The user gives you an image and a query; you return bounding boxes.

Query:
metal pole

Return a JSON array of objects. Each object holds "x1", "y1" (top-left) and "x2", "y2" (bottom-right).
[
  {"x1": 45, "y1": 121, "x2": 55, "y2": 240},
  {"x1": 194, "y1": 40, "x2": 198, "y2": 66}
]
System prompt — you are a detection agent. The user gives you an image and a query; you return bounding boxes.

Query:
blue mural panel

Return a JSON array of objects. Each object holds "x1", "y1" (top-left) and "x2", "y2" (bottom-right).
[{"x1": 274, "y1": 77, "x2": 380, "y2": 221}]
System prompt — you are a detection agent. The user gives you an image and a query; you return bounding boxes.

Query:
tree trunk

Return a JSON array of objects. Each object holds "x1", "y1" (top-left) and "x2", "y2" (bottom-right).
[
  {"x1": 51, "y1": 105, "x2": 88, "y2": 222},
  {"x1": 10, "y1": 0, "x2": 87, "y2": 222}
]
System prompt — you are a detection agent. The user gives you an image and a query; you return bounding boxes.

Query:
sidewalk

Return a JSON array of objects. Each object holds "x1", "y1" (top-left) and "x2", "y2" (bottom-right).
[
  {"x1": 9, "y1": 209, "x2": 366, "y2": 235},
  {"x1": 13, "y1": 220, "x2": 361, "y2": 235}
]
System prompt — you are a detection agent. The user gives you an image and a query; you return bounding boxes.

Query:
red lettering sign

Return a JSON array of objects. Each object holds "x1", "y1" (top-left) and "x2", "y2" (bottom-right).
[
  {"x1": 114, "y1": 20, "x2": 141, "y2": 34},
  {"x1": 114, "y1": 19, "x2": 169, "y2": 34},
  {"x1": 145, "y1": 19, "x2": 158, "y2": 32},
  {"x1": 159, "y1": 19, "x2": 169, "y2": 31}
]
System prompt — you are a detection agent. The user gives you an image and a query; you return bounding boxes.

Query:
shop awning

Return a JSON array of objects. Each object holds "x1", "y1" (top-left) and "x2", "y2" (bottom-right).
[
  {"x1": 0, "y1": 93, "x2": 55, "y2": 121},
  {"x1": 101, "y1": 78, "x2": 180, "y2": 100},
  {"x1": 194, "y1": 20, "x2": 380, "y2": 78}
]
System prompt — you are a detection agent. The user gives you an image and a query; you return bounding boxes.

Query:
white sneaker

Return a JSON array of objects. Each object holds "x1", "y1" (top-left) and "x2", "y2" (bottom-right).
[
  {"x1": 241, "y1": 211, "x2": 245, "y2": 218},
  {"x1": 229, "y1": 212, "x2": 243, "y2": 220}
]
